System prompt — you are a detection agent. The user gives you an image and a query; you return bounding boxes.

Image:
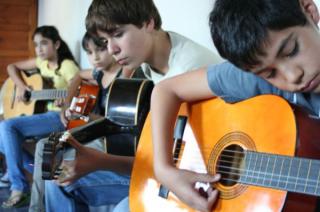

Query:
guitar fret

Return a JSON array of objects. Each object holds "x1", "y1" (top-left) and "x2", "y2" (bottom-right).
[
  {"x1": 250, "y1": 152, "x2": 258, "y2": 184},
  {"x1": 238, "y1": 150, "x2": 320, "y2": 197},
  {"x1": 262, "y1": 155, "x2": 270, "y2": 185},
  {"x1": 256, "y1": 153, "x2": 265, "y2": 185},
  {"x1": 284, "y1": 158, "x2": 292, "y2": 190},
  {"x1": 270, "y1": 155, "x2": 277, "y2": 187},
  {"x1": 315, "y1": 167, "x2": 320, "y2": 195},
  {"x1": 279, "y1": 157, "x2": 290, "y2": 189},
  {"x1": 31, "y1": 90, "x2": 67, "y2": 100},
  {"x1": 276, "y1": 157, "x2": 284, "y2": 188},
  {"x1": 303, "y1": 160, "x2": 311, "y2": 193},
  {"x1": 240, "y1": 152, "x2": 250, "y2": 182}
]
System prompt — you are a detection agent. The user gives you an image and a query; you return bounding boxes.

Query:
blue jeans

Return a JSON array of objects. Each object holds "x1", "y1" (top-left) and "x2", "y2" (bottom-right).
[
  {"x1": 45, "y1": 171, "x2": 130, "y2": 212},
  {"x1": 113, "y1": 197, "x2": 129, "y2": 212},
  {"x1": 0, "y1": 111, "x2": 65, "y2": 192}
]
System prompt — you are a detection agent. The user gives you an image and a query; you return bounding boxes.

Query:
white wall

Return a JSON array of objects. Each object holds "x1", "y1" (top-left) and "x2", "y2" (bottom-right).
[
  {"x1": 38, "y1": 0, "x2": 218, "y2": 69},
  {"x1": 38, "y1": 0, "x2": 92, "y2": 68},
  {"x1": 38, "y1": 0, "x2": 320, "y2": 69}
]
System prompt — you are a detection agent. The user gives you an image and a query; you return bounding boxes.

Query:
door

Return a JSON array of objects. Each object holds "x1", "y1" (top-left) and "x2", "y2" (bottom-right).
[{"x1": 0, "y1": 0, "x2": 38, "y2": 86}]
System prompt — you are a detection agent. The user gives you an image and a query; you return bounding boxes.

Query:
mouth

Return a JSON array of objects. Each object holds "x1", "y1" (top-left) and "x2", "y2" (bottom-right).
[
  {"x1": 116, "y1": 58, "x2": 128, "y2": 65},
  {"x1": 94, "y1": 63, "x2": 103, "y2": 68},
  {"x1": 301, "y1": 74, "x2": 320, "y2": 92}
]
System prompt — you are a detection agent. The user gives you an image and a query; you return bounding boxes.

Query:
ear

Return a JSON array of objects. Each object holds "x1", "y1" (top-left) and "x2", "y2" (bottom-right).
[
  {"x1": 145, "y1": 18, "x2": 155, "y2": 32},
  {"x1": 300, "y1": 0, "x2": 319, "y2": 24},
  {"x1": 54, "y1": 40, "x2": 61, "y2": 50}
]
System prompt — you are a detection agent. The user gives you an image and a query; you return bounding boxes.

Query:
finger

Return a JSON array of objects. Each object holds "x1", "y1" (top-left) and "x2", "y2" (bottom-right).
[
  {"x1": 187, "y1": 188, "x2": 213, "y2": 212},
  {"x1": 195, "y1": 173, "x2": 221, "y2": 184},
  {"x1": 57, "y1": 174, "x2": 74, "y2": 185},
  {"x1": 206, "y1": 189, "x2": 219, "y2": 211},
  {"x1": 66, "y1": 135, "x2": 85, "y2": 151}
]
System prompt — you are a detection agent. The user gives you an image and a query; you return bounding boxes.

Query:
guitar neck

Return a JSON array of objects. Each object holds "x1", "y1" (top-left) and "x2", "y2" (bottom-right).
[
  {"x1": 67, "y1": 117, "x2": 138, "y2": 145},
  {"x1": 239, "y1": 151, "x2": 320, "y2": 196},
  {"x1": 30, "y1": 89, "x2": 67, "y2": 100}
]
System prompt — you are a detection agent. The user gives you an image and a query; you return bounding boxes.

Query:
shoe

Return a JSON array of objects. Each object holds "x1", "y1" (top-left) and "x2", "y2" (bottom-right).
[
  {"x1": 1, "y1": 191, "x2": 30, "y2": 208},
  {"x1": 0, "y1": 172, "x2": 9, "y2": 183}
]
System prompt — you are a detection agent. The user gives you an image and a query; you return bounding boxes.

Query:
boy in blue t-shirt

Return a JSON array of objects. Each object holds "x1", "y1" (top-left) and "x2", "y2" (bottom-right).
[{"x1": 151, "y1": 0, "x2": 320, "y2": 211}]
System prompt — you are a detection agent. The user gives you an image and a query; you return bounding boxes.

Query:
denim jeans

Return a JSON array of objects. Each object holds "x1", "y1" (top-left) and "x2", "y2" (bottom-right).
[
  {"x1": 0, "y1": 111, "x2": 65, "y2": 192},
  {"x1": 45, "y1": 171, "x2": 130, "y2": 212},
  {"x1": 113, "y1": 196, "x2": 129, "y2": 212},
  {"x1": 29, "y1": 138, "x2": 105, "y2": 212}
]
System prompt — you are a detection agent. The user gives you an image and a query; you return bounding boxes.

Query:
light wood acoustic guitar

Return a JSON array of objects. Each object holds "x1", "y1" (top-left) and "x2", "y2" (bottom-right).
[
  {"x1": 2, "y1": 72, "x2": 100, "y2": 126},
  {"x1": 130, "y1": 95, "x2": 320, "y2": 212},
  {"x1": 2, "y1": 72, "x2": 66, "y2": 119}
]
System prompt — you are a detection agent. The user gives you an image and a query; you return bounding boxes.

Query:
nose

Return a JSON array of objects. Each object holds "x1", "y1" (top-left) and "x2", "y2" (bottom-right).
[
  {"x1": 107, "y1": 40, "x2": 120, "y2": 56},
  {"x1": 279, "y1": 64, "x2": 304, "y2": 84},
  {"x1": 93, "y1": 52, "x2": 100, "y2": 61},
  {"x1": 35, "y1": 46, "x2": 42, "y2": 55}
]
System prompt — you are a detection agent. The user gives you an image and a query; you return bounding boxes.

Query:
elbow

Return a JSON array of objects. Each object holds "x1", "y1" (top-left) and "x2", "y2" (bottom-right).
[{"x1": 7, "y1": 64, "x2": 15, "y2": 75}]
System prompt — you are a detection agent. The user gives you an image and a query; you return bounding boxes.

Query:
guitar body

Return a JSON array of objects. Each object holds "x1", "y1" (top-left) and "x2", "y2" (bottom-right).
[
  {"x1": 3, "y1": 72, "x2": 45, "y2": 119},
  {"x1": 105, "y1": 78, "x2": 154, "y2": 156},
  {"x1": 130, "y1": 95, "x2": 319, "y2": 212},
  {"x1": 67, "y1": 83, "x2": 100, "y2": 129}
]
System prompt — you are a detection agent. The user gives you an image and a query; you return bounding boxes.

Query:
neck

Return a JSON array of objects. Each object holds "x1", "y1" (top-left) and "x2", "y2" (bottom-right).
[
  {"x1": 146, "y1": 30, "x2": 171, "y2": 75},
  {"x1": 102, "y1": 60, "x2": 121, "y2": 74},
  {"x1": 47, "y1": 54, "x2": 59, "y2": 70}
]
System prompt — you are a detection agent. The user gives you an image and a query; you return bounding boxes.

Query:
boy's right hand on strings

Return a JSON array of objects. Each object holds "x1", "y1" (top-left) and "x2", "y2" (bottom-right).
[{"x1": 159, "y1": 167, "x2": 220, "y2": 212}]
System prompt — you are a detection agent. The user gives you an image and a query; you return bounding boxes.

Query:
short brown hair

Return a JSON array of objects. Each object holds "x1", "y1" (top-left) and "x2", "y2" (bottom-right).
[{"x1": 86, "y1": 0, "x2": 162, "y2": 35}]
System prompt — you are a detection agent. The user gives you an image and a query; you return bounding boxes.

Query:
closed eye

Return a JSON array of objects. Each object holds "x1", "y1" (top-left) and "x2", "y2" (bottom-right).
[{"x1": 286, "y1": 41, "x2": 299, "y2": 58}]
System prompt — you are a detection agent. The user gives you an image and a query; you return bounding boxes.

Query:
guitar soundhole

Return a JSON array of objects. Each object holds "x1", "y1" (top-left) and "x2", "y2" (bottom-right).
[{"x1": 217, "y1": 144, "x2": 244, "y2": 187}]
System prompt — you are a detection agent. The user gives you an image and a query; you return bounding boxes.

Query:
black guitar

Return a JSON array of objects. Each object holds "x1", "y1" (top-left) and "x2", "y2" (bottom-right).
[{"x1": 42, "y1": 78, "x2": 154, "y2": 180}]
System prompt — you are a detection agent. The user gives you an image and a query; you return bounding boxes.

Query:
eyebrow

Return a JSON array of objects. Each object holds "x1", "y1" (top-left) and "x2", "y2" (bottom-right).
[
  {"x1": 253, "y1": 32, "x2": 295, "y2": 75},
  {"x1": 276, "y1": 32, "x2": 294, "y2": 58}
]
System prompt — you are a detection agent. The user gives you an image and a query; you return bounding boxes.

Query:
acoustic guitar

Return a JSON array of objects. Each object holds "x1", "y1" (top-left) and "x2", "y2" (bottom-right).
[
  {"x1": 2, "y1": 71, "x2": 100, "y2": 125},
  {"x1": 42, "y1": 78, "x2": 154, "y2": 180},
  {"x1": 66, "y1": 84, "x2": 99, "y2": 129},
  {"x1": 129, "y1": 95, "x2": 320, "y2": 212},
  {"x1": 2, "y1": 72, "x2": 66, "y2": 119}
]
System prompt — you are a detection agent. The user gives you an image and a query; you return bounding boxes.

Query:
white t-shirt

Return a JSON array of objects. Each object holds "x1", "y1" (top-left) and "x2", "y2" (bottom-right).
[{"x1": 141, "y1": 31, "x2": 222, "y2": 83}]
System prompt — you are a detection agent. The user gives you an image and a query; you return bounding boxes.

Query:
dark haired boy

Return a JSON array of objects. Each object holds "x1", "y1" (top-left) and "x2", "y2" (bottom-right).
[
  {"x1": 44, "y1": 0, "x2": 223, "y2": 211},
  {"x1": 151, "y1": 0, "x2": 320, "y2": 211}
]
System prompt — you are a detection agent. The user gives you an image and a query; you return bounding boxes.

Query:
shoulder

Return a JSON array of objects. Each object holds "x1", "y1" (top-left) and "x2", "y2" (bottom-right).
[
  {"x1": 60, "y1": 59, "x2": 79, "y2": 69},
  {"x1": 59, "y1": 59, "x2": 80, "y2": 74},
  {"x1": 168, "y1": 31, "x2": 222, "y2": 69},
  {"x1": 207, "y1": 62, "x2": 273, "y2": 102}
]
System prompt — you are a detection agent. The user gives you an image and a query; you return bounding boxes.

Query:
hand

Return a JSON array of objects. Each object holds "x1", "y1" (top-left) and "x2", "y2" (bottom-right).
[
  {"x1": 54, "y1": 98, "x2": 65, "y2": 108},
  {"x1": 17, "y1": 86, "x2": 31, "y2": 102},
  {"x1": 55, "y1": 135, "x2": 105, "y2": 186},
  {"x1": 162, "y1": 168, "x2": 220, "y2": 212},
  {"x1": 60, "y1": 107, "x2": 71, "y2": 127}
]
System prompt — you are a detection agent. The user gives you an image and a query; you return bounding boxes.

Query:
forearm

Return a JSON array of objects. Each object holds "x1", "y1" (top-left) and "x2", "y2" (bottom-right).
[
  {"x1": 151, "y1": 82, "x2": 182, "y2": 180},
  {"x1": 64, "y1": 74, "x2": 82, "y2": 107},
  {"x1": 91, "y1": 153, "x2": 134, "y2": 175},
  {"x1": 7, "y1": 64, "x2": 27, "y2": 89}
]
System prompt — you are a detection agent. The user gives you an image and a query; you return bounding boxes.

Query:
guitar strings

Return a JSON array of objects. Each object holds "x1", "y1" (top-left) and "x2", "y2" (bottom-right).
[
  {"x1": 171, "y1": 150, "x2": 320, "y2": 188},
  {"x1": 175, "y1": 156, "x2": 320, "y2": 185}
]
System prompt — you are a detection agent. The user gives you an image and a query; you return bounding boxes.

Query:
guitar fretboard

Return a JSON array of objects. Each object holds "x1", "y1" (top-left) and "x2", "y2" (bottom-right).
[
  {"x1": 31, "y1": 89, "x2": 67, "y2": 100},
  {"x1": 239, "y1": 151, "x2": 320, "y2": 196}
]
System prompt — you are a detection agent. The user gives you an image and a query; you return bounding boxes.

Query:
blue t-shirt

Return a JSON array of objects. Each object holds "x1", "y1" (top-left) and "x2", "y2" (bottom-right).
[{"x1": 207, "y1": 62, "x2": 320, "y2": 117}]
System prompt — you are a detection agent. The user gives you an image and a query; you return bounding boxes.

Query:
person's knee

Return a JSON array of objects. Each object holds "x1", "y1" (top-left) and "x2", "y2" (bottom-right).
[{"x1": 0, "y1": 119, "x2": 15, "y2": 132}]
